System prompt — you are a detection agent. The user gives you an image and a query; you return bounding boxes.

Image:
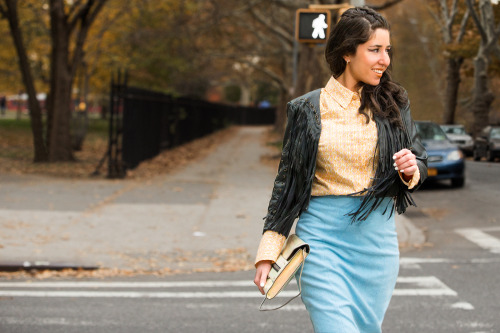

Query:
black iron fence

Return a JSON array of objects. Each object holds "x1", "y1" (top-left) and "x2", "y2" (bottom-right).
[{"x1": 104, "y1": 76, "x2": 275, "y2": 178}]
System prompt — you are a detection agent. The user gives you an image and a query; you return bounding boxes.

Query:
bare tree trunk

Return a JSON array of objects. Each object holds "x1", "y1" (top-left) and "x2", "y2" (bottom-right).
[
  {"x1": 442, "y1": 57, "x2": 463, "y2": 124},
  {"x1": 465, "y1": 0, "x2": 499, "y2": 136},
  {"x1": 295, "y1": 45, "x2": 327, "y2": 98},
  {"x1": 470, "y1": 54, "x2": 494, "y2": 135},
  {"x1": 47, "y1": 1, "x2": 74, "y2": 161},
  {"x1": 2, "y1": 0, "x2": 48, "y2": 161}
]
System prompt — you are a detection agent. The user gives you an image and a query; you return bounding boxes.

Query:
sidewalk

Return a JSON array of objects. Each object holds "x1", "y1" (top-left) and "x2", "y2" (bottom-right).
[{"x1": 0, "y1": 126, "x2": 424, "y2": 274}]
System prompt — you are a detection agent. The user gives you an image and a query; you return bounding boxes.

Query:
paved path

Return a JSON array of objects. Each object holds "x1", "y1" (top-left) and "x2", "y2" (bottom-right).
[{"x1": 0, "y1": 126, "x2": 423, "y2": 273}]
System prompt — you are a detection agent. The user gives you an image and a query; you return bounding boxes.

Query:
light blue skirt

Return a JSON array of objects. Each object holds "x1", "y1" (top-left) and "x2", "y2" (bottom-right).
[{"x1": 295, "y1": 195, "x2": 399, "y2": 333}]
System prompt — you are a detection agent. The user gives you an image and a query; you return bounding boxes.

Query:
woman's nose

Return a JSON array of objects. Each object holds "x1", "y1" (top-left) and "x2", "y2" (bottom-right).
[{"x1": 379, "y1": 52, "x2": 390, "y2": 66}]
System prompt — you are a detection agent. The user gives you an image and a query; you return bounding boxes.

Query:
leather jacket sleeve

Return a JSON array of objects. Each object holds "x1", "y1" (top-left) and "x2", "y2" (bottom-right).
[
  {"x1": 262, "y1": 102, "x2": 295, "y2": 236},
  {"x1": 261, "y1": 96, "x2": 321, "y2": 237}
]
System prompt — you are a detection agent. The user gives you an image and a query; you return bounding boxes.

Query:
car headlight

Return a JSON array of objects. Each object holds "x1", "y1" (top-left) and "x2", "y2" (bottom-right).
[{"x1": 447, "y1": 150, "x2": 463, "y2": 161}]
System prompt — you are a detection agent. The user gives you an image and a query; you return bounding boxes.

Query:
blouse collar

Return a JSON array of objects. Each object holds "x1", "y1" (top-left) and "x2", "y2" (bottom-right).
[{"x1": 324, "y1": 76, "x2": 361, "y2": 109}]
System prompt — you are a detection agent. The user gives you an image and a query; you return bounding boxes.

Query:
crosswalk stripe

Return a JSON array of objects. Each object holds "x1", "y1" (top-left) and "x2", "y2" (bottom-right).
[
  {"x1": 455, "y1": 228, "x2": 500, "y2": 254},
  {"x1": 0, "y1": 281, "x2": 255, "y2": 288},
  {"x1": 0, "y1": 276, "x2": 457, "y2": 298},
  {"x1": 0, "y1": 289, "x2": 456, "y2": 298}
]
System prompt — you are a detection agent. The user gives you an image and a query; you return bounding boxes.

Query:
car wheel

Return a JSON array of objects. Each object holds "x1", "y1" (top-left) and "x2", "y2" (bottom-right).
[
  {"x1": 486, "y1": 149, "x2": 494, "y2": 162},
  {"x1": 473, "y1": 148, "x2": 481, "y2": 161},
  {"x1": 451, "y1": 177, "x2": 465, "y2": 188}
]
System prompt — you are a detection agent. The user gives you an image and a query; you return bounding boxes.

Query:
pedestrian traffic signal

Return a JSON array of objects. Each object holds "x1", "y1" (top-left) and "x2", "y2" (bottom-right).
[{"x1": 295, "y1": 9, "x2": 331, "y2": 44}]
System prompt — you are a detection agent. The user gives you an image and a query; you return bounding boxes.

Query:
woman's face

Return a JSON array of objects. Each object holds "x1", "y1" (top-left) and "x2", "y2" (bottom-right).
[{"x1": 344, "y1": 28, "x2": 391, "y2": 87}]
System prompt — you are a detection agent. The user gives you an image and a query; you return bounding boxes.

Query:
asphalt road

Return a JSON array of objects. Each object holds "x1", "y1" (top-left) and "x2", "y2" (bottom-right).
[{"x1": 1, "y1": 160, "x2": 499, "y2": 333}]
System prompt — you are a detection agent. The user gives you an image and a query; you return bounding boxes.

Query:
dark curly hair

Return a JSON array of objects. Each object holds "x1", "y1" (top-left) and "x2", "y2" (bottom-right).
[{"x1": 325, "y1": 7, "x2": 407, "y2": 127}]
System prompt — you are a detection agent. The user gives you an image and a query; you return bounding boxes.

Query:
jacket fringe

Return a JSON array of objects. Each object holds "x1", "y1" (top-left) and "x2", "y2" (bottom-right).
[
  {"x1": 347, "y1": 115, "x2": 416, "y2": 222},
  {"x1": 264, "y1": 103, "x2": 319, "y2": 236}
]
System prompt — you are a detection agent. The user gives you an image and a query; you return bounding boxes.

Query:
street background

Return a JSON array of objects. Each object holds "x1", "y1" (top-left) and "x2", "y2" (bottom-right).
[
  {"x1": 1, "y1": 125, "x2": 500, "y2": 332},
  {"x1": 2, "y1": 0, "x2": 500, "y2": 332}
]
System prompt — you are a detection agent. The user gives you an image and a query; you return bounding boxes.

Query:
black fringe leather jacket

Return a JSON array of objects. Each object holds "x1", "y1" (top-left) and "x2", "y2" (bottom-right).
[{"x1": 263, "y1": 89, "x2": 428, "y2": 237}]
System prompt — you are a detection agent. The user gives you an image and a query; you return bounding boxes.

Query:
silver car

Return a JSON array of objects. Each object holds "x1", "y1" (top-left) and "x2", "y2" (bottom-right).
[{"x1": 440, "y1": 124, "x2": 473, "y2": 156}]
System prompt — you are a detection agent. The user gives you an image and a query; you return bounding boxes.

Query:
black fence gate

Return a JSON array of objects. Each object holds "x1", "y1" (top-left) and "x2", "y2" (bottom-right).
[{"x1": 105, "y1": 75, "x2": 276, "y2": 178}]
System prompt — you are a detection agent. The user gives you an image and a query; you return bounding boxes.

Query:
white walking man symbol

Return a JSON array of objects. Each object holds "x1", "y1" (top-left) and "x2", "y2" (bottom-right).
[{"x1": 312, "y1": 14, "x2": 328, "y2": 39}]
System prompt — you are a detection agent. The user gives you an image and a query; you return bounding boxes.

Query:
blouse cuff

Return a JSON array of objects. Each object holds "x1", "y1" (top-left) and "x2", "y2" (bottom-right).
[
  {"x1": 255, "y1": 230, "x2": 286, "y2": 267},
  {"x1": 398, "y1": 167, "x2": 420, "y2": 190}
]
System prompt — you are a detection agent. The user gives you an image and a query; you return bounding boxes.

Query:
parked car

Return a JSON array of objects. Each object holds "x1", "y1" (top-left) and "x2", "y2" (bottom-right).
[
  {"x1": 473, "y1": 126, "x2": 500, "y2": 162},
  {"x1": 440, "y1": 124, "x2": 473, "y2": 156},
  {"x1": 415, "y1": 121, "x2": 465, "y2": 187}
]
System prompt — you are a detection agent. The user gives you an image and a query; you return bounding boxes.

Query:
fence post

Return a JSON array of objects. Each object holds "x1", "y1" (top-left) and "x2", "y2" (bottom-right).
[{"x1": 107, "y1": 71, "x2": 126, "y2": 178}]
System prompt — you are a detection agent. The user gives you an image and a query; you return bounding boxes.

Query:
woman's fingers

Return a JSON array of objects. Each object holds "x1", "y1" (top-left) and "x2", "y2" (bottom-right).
[
  {"x1": 392, "y1": 148, "x2": 412, "y2": 160},
  {"x1": 254, "y1": 261, "x2": 272, "y2": 295},
  {"x1": 393, "y1": 149, "x2": 416, "y2": 175},
  {"x1": 259, "y1": 269, "x2": 269, "y2": 294}
]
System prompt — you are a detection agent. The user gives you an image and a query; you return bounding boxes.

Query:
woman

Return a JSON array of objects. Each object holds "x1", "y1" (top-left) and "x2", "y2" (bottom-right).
[{"x1": 253, "y1": 7, "x2": 427, "y2": 333}]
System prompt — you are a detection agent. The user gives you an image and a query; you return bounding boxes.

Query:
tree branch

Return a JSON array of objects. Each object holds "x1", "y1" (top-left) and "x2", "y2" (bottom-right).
[
  {"x1": 68, "y1": 0, "x2": 95, "y2": 32},
  {"x1": 270, "y1": 0, "x2": 307, "y2": 10},
  {"x1": 447, "y1": 0, "x2": 459, "y2": 37},
  {"x1": 466, "y1": 0, "x2": 488, "y2": 43},
  {"x1": 0, "y1": 1, "x2": 7, "y2": 18},
  {"x1": 369, "y1": 0, "x2": 406, "y2": 11},
  {"x1": 249, "y1": 6, "x2": 294, "y2": 47},
  {"x1": 426, "y1": 3, "x2": 445, "y2": 32},
  {"x1": 70, "y1": 0, "x2": 108, "y2": 79},
  {"x1": 67, "y1": 0, "x2": 84, "y2": 18},
  {"x1": 238, "y1": 58, "x2": 286, "y2": 90},
  {"x1": 456, "y1": 7, "x2": 470, "y2": 43},
  {"x1": 440, "y1": 0, "x2": 449, "y2": 29},
  {"x1": 484, "y1": 24, "x2": 500, "y2": 57}
]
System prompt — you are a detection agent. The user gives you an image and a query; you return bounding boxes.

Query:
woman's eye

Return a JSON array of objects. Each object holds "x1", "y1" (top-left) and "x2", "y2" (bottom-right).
[{"x1": 369, "y1": 49, "x2": 379, "y2": 53}]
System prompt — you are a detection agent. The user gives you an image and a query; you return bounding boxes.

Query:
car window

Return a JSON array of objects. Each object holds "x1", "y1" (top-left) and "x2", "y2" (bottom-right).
[
  {"x1": 416, "y1": 123, "x2": 448, "y2": 141},
  {"x1": 441, "y1": 126, "x2": 465, "y2": 135},
  {"x1": 450, "y1": 127, "x2": 465, "y2": 135},
  {"x1": 491, "y1": 128, "x2": 500, "y2": 139}
]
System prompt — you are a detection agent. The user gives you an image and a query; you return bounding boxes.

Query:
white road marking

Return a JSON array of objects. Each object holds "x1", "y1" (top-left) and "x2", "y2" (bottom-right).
[
  {"x1": 277, "y1": 304, "x2": 307, "y2": 311},
  {"x1": 455, "y1": 228, "x2": 500, "y2": 254},
  {"x1": 478, "y1": 226, "x2": 500, "y2": 232},
  {"x1": 399, "y1": 257, "x2": 449, "y2": 269},
  {"x1": 394, "y1": 276, "x2": 457, "y2": 296},
  {"x1": 400, "y1": 258, "x2": 450, "y2": 264},
  {"x1": 0, "y1": 276, "x2": 458, "y2": 298},
  {"x1": 0, "y1": 290, "x2": 295, "y2": 298},
  {"x1": 0, "y1": 281, "x2": 255, "y2": 288},
  {"x1": 0, "y1": 316, "x2": 119, "y2": 327},
  {"x1": 450, "y1": 302, "x2": 474, "y2": 310}
]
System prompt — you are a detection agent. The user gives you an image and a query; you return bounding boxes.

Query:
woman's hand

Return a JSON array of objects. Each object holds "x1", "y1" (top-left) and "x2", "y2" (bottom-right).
[
  {"x1": 254, "y1": 260, "x2": 272, "y2": 295},
  {"x1": 393, "y1": 148, "x2": 417, "y2": 180}
]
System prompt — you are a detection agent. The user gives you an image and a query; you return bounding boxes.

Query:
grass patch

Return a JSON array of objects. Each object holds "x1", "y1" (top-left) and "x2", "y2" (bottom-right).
[
  {"x1": 0, "y1": 116, "x2": 239, "y2": 180},
  {"x1": 0, "y1": 118, "x2": 32, "y2": 130},
  {"x1": 0, "y1": 117, "x2": 109, "y2": 178}
]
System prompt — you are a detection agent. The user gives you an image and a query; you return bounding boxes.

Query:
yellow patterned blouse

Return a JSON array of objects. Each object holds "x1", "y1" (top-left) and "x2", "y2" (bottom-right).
[{"x1": 255, "y1": 76, "x2": 420, "y2": 265}]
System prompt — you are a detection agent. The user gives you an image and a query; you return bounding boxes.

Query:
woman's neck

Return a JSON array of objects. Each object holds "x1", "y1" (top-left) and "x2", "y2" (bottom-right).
[{"x1": 336, "y1": 73, "x2": 359, "y2": 92}]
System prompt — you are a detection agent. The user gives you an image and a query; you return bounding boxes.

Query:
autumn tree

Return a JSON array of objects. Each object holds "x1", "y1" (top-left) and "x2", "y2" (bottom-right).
[
  {"x1": 0, "y1": 0, "x2": 108, "y2": 162},
  {"x1": 465, "y1": 0, "x2": 500, "y2": 134},
  {"x1": 206, "y1": 0, "x2": 407, "y2": 133},
  {"x1": 427, "y1": 0, "x2": 473, "y2": 124}
]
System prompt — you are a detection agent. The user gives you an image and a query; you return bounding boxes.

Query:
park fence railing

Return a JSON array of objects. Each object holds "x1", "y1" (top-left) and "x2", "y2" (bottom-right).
[{"x1": 103, "y1": 75, "x2": 275, "y2": 178}]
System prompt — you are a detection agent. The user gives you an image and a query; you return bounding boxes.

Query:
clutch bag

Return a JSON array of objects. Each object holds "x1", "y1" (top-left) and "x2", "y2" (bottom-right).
[{"x1": 259, "y1": 234, "x2": 310, "y2": 311}]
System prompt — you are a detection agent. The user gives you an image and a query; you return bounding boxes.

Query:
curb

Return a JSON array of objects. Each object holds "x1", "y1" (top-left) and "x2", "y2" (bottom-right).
[
  {"x1": 395, "y1": 214, "x2": 426, "y2": 248},
  {"x1": 0, "y1": 261, "x2": 99, "y2": 272}
]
